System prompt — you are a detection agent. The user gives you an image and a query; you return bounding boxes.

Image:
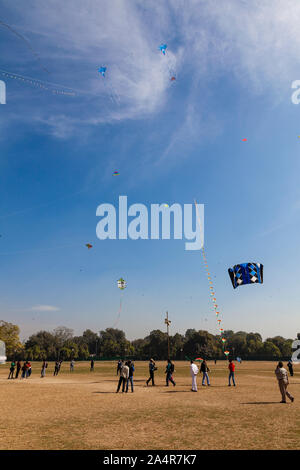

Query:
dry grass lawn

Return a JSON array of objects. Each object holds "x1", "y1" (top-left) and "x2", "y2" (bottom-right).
[{"x1": 0, "y1": 360, "x2": 299, "y2": 450}]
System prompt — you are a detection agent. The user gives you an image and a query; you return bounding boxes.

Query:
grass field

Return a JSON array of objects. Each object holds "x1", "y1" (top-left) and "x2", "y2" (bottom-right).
[{"x1": 0, "y1": 360, "x2": 299, "y2": 450}]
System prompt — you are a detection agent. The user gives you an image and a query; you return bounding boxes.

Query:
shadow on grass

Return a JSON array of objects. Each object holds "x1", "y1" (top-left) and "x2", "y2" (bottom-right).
[{"x1": 241, "y1": 401, "x2": 282, "y2": 405}]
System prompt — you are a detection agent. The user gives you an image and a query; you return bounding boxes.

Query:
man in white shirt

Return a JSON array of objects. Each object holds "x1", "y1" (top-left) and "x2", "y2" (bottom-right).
[
  {"x1": 190, "y1": 360, "x2": 199, "y2": 392},
  {"x1": 116, "y1": 361, "x2": 129, "y2": 393},
  {"x1": 275, "y1": 361, "x2": 294, "y2": 403}
]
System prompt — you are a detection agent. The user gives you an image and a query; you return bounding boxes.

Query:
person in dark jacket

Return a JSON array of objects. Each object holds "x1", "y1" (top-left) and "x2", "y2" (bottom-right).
[
  {"x1": 165, "y1": 359, "x2": 176, "y2": 387},
  {"x1": 117, "y1": 359, "x2": 123, "y2": 376},
  {"x1": 201, "y1": 360, "x2": 210, "y2": 386},
  {"x1": 90, "y1": 359, "x2": 94, "y2": 371},
  {"x1": 53, "y1": 361, "x2": 60, "y2": 376},
  {"x1": 287, "y1": 361, "x2": 294, "y2": 377},
  {"x1": 126, "y1": 360, "x2": 135, "y2": 393},
  {"x1": 15, "y1": 361, "x2": 21, "y2": 379},
  {"x1": 146, "y1": 358, "x2": 156, "y2": 386}
]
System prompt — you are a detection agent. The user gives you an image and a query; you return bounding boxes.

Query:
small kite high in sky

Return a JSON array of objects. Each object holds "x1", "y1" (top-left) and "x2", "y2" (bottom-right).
[
  {"x1": 98, "y1": 66, "x2": 107, "y2": 77},
  {"x1": 158, "y1": 44, "x2": 167, "y2": 55},
  {"x1": 228, "y1": 262, "x2": 263, "y2": 289},
  {"x1": 242, "y1": 138, "x2": 247, "y2": 142},
  {"x1": 117, "y1": 278, "x2": 126, "y2": 290},
  {"x1": 113, "y1": 171, "x2": 120, "y2": 175},
  {"x1": 85, "y1": 243, "x2": 93, "y2": 249}
]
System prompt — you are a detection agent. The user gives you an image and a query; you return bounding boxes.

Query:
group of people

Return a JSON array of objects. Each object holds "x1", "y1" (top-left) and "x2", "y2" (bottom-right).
[
  {"x1": 6, "y1": 357, "x2": 296, "y2": 404},
  {"x1": 190, "y1": 359, "x2": 235, "y2": 391},
  {"x1": 116, "y1": 359, "x2": 135, "y2": 393},
  {"x1": 7, "y1": 359, "x2": 76, "y2": 379},
  {"x1": 7, "y1": 360, "x2": 32, "y2": 379}
]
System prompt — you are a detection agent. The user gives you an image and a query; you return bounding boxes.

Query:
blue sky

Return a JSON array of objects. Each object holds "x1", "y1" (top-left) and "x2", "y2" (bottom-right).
[{"x1": 0, "y1": 0, "x2": 300, "y2": 342}]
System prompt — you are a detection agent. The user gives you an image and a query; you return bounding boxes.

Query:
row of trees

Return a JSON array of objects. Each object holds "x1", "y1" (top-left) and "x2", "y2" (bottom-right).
[{"x1": 0, "y1": 320, "x2": 298, "y2": 361}]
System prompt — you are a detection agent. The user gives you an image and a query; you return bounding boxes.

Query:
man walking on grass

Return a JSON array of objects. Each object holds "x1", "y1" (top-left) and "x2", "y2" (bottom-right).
[
  {"x1": 275, "y1": 361, "x2": 294, "y2": 404},
  {"x1": 190, "y1": 360, "x2": 199, "y2": 392},
  {"x1": 165, "y1": 359, "x2": 176, "y2": 387},
  {"x1": 201, "y1": 360, "x2": 210, "y2": 386}
]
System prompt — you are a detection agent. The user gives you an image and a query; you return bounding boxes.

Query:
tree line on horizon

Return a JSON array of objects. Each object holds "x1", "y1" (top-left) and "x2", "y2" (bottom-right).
[{"x1": 0, "y1": 320, "x2": 298, "y2": 361}]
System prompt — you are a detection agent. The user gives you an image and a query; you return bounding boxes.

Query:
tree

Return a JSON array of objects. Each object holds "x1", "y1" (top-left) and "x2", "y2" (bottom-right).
[
  {"x1": 0, "y1": 320, "x2": 23, "y2": 358},
  {"x1": 53, "y1": 326, "x2": 74, "y2": 358},
  {"x1": 81, "y1": 329, "x2": 99, "y2": 355},
  {"x1": 259, "y1": 341, "x2": 281, "y2": 358}
]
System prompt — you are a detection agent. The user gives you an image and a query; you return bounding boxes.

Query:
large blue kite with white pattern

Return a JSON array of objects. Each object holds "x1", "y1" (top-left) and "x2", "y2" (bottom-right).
[{"x1": 228, "y1": 262, "x2": 263, "y2": 289}]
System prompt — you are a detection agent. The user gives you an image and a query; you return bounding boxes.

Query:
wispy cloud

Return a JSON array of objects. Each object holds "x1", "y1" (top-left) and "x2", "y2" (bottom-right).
[
  {"x1": 2, "y1": 0, "x2": 300, "y2": 142},
  {"x1": 25, "y1": 305, "x2": 60, "y2": 312}
]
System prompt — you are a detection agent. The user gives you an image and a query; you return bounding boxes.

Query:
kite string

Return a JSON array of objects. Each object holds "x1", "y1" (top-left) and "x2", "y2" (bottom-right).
[
  {"x1": 0, "y1": 19, "x2": 50, "y2": 74},
  {"x1": 112, "y1": 291, "x2": 124, "y2": 328},
  {"x1": 194, "y1": 200, "x2": 226, "y2": 355}
]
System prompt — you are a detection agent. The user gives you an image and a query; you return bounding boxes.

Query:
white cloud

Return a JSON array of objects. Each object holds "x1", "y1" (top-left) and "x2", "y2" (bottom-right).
[
  {"x1": 26, "y1": 305, "x2": 60, "y2": 312},
  {"x1": 2, "y1": 0, "x2": 300, "y2": 140}
]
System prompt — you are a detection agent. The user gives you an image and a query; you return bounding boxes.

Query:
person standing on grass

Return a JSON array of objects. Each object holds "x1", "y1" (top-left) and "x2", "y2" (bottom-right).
[
  {"x1": 70, "y1": 360, "x2": 75, "y2": 372},
  {"x1": 165, "y1": 359, "x2": 176, "y2": 387},
  {"x1": 126, "y1": 360, "x2": 135, "y2": 393},
  {"x1": 41, "y1": 360, "x2": 48, "y2": 378},
  {"x1": 275, "y1": 361, "x2": 294, "y2": 404},
  {"x1": 90, "y1": 359, "x2": 94, "y2": 371},
  {"x1": 190, "y1": 360, "x2": 199, "y2": 392},
  {"x1": 116, "y1": 360, "x2": 129, "y2": 393},
  {"x1": 27, "y1": 361, "x2": 32, "y2": 377},
  {"x1": 21, "y1": 362, "x2": 27, "y2": 379},
  {"x1": 53, "y1": 361, "x2": 59, "y2": 376},
  {"x1": 228, "y1": 359, "x2": 236, "y2": 386},
  {"x1": 8, "y1": 361, "x2": 15, "y2": 379},
  {"x1": 287, "y1": 361, "x2": 294, "y2": 377},
  {"x1": 201, "y1": 360, "x2": 210, "y2": 386},
  {"x1": 117, "y1": 359, "x2": 123, "y2": 376},
  {"x1": 15, "y1": 360, "x2": 21, "y2": 379},
  {"x1": 146, "y1": 358, "x2": 156, "y2": 386}
]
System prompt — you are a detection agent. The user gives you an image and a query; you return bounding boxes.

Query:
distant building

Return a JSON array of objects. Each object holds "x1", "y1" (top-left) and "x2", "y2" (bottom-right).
[{"x1": 0, "y1": 340, "x2": 6, "y2": 364}]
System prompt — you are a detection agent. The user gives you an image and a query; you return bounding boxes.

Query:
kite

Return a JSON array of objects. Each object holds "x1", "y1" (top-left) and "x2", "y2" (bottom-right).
[
  {"x1": 228, "y1": 262, "x2": 263, "y2": 289},
  {"x1": 117, "y1": 278, "x2": 126, "y2": 290},
  {"x1": 159, "y1": 44, "x2": 167, "y2": 55},
  {"x1": 0, "y1": 68, "x2": 75, "y2": 95},
  {"x1": 194, "y1": 357, "x2": 203, "y2": 362},
  {"x1": 113, "y1": 278, "x2": 127, "y2": 328},
  {"x1": 242, "y1": 138, "x2": 247, "y2": 142},
  {"x1": 221, "y1": 338, "x2": 226, "y2": 343},
  {"x1": 194, "y1": 199, "x2": 226, "y2": 344},
  {"x1": 113, "y1": 171, "x2": 120, "y2": 175},
  {"x1": 85, "y1": 243, "x2": 92, "y2": 249},
  {"x1": 97, "y1": 66, "x2": 120, "y2": 104},
  {"x1": 170, "y1": 76, "x2": 176, "y2": 81},
  {"x1": 164, "y1": 204, "x2": 169, "y2": 208},
  {"x1": 98, "y1": 66, "x2": 107, "y2": 77},
  {"x1": 224, "y1": 351, "x2": 230, "y2": 356}
]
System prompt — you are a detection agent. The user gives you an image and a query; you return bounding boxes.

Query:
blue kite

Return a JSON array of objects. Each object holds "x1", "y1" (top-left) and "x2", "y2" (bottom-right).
[
  {"x1": 159, "y1": 44, "x2": 167, "y2": 55},
  {"x1": 98, "y1": 66, "x2": 107, "y2": 77},
  {"x1": 228, "y1": 262, "x2": 263, "y2": 289}
]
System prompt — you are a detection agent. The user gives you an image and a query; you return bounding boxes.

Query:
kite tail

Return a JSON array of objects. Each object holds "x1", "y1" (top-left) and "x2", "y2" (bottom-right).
[{"x1": 194, "y1": 200, "x2": 226, "y2": 353}]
